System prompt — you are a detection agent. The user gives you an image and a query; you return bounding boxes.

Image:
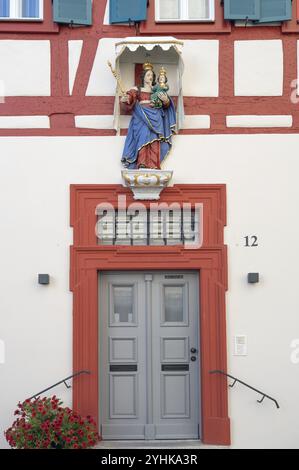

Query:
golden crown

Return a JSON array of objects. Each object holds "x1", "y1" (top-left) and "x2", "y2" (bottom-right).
[
  {"x1": 159, "y1": 66, "x2": 167, "y2": 76},
  {"x1": 143, "y1": 62, "x2": 154, "y2": 72}
]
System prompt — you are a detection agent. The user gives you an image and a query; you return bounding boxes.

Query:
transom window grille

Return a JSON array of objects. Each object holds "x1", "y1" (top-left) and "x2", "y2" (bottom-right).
[
  {"x1": 0, "y1": 0, "x2": 43, "y2": 21},
  {"x1": 96, "y1": 208, "x2": 202, "y2": 247},
  {"x1": 155, "y1": 0, "x2": 215, "y2": 22}
]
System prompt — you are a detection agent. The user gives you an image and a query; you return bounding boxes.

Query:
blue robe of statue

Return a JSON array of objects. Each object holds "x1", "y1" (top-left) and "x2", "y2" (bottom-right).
[{"x1": 121, "y1": 95, "x2": 176, "y2": 169}]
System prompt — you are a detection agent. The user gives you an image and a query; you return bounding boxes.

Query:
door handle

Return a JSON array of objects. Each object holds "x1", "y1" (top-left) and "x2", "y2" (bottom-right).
[
  {"x1": 190, "y1": 348, "x2": 197, "y2": 354},
  {"x1": 190, "y1": 356, "x2": 197, "y2": 362}
]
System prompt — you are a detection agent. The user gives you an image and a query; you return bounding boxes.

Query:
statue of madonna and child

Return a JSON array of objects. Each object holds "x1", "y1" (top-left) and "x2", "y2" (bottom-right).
[{"x1": 119, "y1": 62, "x2": 177, "y2": 170}]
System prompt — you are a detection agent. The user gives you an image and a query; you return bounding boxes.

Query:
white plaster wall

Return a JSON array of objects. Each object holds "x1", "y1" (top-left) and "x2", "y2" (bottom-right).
[
  {"x1": 182, "y1": 40, "x2": 219, "y2": 97},
  {"x1": 68, "y1": 40, "x2": 83, "y2": 95},
  {"x1": 0, "y1": 80, "x2": 5, "y2": 104},
  {"x1": 0, "y1": 116, "x2": 50, "y2": 128},
  {"x1": 0, "y1": 134, "x2": 299, "y2": 449},
  {"x1": 227, "y1": 115, "x2": 293, "y2": 128},
  {"x1": 0, "y1": 40, "x2": 50, "y2": 96},
  {"x1": 103, "y1": 0, "x2": 110, "y2": 24},
  {"x1": 234, "y1": 40, "x2": 283, "y2": 96}
]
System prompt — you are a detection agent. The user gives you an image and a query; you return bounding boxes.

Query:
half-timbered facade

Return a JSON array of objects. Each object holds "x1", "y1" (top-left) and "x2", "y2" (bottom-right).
[{"x1": 0, "y1": 0, "x2": 299, "y2": 449}]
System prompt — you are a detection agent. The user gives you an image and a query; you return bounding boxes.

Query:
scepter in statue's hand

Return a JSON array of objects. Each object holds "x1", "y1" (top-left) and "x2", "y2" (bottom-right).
[{"x1": 107, "y1": 61, "x2": 127, "y2": 98}]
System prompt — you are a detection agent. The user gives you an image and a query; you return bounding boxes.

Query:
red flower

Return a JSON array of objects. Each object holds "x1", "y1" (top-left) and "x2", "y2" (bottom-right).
[{"x1": 6, "y1": 396, "x2": 99, "y2": 449}]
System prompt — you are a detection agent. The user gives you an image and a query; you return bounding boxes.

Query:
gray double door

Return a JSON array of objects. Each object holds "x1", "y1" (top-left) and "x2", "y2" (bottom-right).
[{"x1": 99, "y1": 271, "x2": 200, "y2": 440}]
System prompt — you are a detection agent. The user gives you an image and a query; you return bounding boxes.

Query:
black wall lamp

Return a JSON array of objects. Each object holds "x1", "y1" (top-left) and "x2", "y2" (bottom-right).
[
  {"x1": 38, "y1": 274, "x2": 50, "y2": 285},
  {"x1": 247, "y1": 273, "x2": 259, "y2": 284}
]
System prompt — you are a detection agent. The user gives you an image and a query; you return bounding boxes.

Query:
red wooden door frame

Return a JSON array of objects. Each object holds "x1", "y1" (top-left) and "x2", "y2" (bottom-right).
[{"x1": 70, "y1": 184, "x2": 230, "y2": 445}]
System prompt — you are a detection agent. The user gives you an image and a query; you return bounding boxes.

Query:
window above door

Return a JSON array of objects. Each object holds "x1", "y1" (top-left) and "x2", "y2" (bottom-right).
[
  {"x1": 0, "y1": 0, "x2": 58, "y2": 32},
  {"x1": 0, "y1": 0, "x2": 43, "y2": 21},
  {"x1": 140, "y1": 0, "x2": 230, "y2": 34},
  {"x1": 155, "y1": 0, "x2": 215, "y2": 22}
]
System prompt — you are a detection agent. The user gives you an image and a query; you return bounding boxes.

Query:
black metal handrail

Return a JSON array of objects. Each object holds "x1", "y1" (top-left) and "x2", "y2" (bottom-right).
[
  {"x1": 210, "y1": 370, "x2": 280, "y2": 409},
  {"x1": 27, "y1": 370, "x2": 91, "y2": 401}
]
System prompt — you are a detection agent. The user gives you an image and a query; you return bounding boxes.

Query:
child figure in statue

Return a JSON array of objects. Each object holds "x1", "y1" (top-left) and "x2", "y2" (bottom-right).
[{"x1": 150, "y1": 67, "x2": 169, "y2": 109}]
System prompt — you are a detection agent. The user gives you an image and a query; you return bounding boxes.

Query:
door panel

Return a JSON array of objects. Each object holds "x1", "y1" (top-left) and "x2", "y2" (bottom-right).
[
  {"x1": 100, "y1": 273, "x2": 147, "y2": 439},
  {"x1": 161, "y1": 336, "x2": 189, "y2": 362},
  {"x1": 109, "y1": 337, "x2": 137, "y2": 363},
  {"x1": 100, "y1": 271, "x2": 200, "y2": 440},
  {"x1": 152, "y1": 273, "x2": 200, "y2": 439},
  {"x1": 109, "y1": 373, "x2": 138, "y2": 418},
  {"x1": 161, "y1": 372, "x2": 190, "y2": 418}
]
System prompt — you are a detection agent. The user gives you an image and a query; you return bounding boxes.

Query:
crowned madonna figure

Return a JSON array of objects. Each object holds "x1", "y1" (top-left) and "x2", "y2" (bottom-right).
[{"x1": 120, "y1": 63, "x2": 177, "y2": 169}]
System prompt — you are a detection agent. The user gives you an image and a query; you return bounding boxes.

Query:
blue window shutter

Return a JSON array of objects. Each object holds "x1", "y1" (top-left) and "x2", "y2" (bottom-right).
[
  {"x1": 110, "y1": 0, "x2": 147, "y2": 24},
  {"x1": 0, "y1": 0, "x2": 9, "y2": 17},
  {"x1": 224, "y1": 0, "x2": 260, "y2": 20},
  {"x1": 257, "y1": 0, "x2": 292, "y2": 23},
  {"x1": 22, "y1": 0, "x2": 39, "y2": 18},
  {"x1": 53, "y1": 0, "x2": 92, "y2": 25}
]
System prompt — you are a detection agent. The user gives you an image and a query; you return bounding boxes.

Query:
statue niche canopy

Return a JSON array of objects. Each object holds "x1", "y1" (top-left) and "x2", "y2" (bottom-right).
[{"x1": 113, "y1": 36, "x2": 185, "y2": 135}]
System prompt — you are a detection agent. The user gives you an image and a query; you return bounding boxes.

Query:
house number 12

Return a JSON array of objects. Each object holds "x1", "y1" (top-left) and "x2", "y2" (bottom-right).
[{"x1": 244, "y1": 236, "x2": 258, "y2": 247}]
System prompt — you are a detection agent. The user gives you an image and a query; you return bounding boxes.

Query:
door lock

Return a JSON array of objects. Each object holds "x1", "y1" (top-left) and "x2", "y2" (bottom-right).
[
  {"x1": 191, "y1": 356, "x2": 197, "y2": 362},
  {"x1": 190, "y1": 348, "x2": 197, "y2": 354}
]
